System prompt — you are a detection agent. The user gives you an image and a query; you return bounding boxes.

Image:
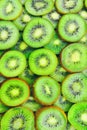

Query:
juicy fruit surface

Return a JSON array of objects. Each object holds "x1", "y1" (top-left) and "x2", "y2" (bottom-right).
[{"x1": 0, "y1": 0, "x2": 87, "y2": 130}]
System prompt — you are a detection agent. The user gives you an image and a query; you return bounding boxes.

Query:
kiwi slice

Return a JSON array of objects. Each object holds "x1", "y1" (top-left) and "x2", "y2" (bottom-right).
[
  {"x1": 0, "y1": 21, "x2": 19, "y2": 50},
  {"x1": 0, "y1": 78, "x2": 30, "y2": 106},
  {"x1": 33, "y1": 76, "x2": 60, "y2": 105},
  {"x1": 85, "y1": 0, "x2": 87, "y2": 8},
  {"x1": 19, "y1": 68, "x2": 37, "y2": 86},
  {"x1": 43, "y1": 8, "x2": 61, "y2": 28},
  {"x1": 80, "y1": 33, "x2": 87, "y2": 45},
  {"x1": 23, "y1": 18, "x2": 54, "y2": 48},
  {"x1": 0, "y1": 0, "x2": 22, "y2": 20},
  {"x1": 29, "y1": 48, "x2": 58, "y2": 75},
  {"x1": 0, "y1": 50, "x2": 26, "y2": 77},
  {"x1": 14, "y1": 9, "x2": 34, "y2": 31},
  {"x1": 54, "y1": 95, "x2": 72, "y2": 112},
  {"x1": 0, "y1": 75, "x2": 6, "y2": 84},
  {"x1": 62, "y1": 73, "x2": 87, "y2": 103},
  {"x1": 68, "y1": 102, "x2": 87, "y2": 130},
  {"x1": 56, "y1": 0, "x2": 83, "y2": 14},
  {"x1": 44, "y1": 33, "x2": 67, "y2": 55},
  {"x1": 66, "y1": 123, "x2": 77, "y2": 130},
  {"x1": 61, "y1": 43, "x2": 87, "y2": 72},
  {"x1": 0, "y1": 101, "x2": 9, "y2": 113},
  {"x1": 50, "y1": 64, "x2": 68, "y2": 82},
  {"x1": 22, "y1": 96, "x2": 42, "y2": 112},
  {"x1": 79, "y1": 9, "x2": 87, "y2": 24},
  {"x1": 20, "y1": 0, "x2": 26, "y2": 5},
  {"x1": 1, "y1": 107, "x2": 34, "y2": 130},
  {"x1": 25, "y1": 0, "x2": 54, "y2": 16},
  {"x1": 36, "y1": 106, "x2": 67, "y2": 130},
  {"x1": 58, "y1": 14, "x2": 86, "y2": 42}
]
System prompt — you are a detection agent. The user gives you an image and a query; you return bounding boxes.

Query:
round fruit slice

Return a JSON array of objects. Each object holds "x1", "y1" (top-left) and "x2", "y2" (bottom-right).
[
  {"x1": 62, "y1": 73, "x2": 87, "y2": 103},
  {"x1": 61, "y1": 43, "x2": 87, "y2": 72},
  {"x1": 23, "y1": 18, "x2": 54, "y2": 48},
  {"x1": 68, "y1": 102, "x2": 87, "y2": 130},
  {"x1": 85, "y1": 0, "x2": 87, "y2": 8},
  {"x1": 0, "y1": 101, "x2": 9, "y2": 113},
  {"x1": 0, "y1": 21, "x2": 19, "y2": 50},
  {"x1": 56, "y1": 0, "x2": 83, "y2": 14},
  {"x1": 0, "y1": 50, "x2": 26, "y2": 77},
  {"x1": 58, "y1": 14, "x2": 86, "y2": 42},
  {"x1": 36, "y1": 106, "x2": 67, "y2": 130},
  {"x1": 25, "y1": 0, "x2": 54, "y2": 16},
  {"x1": 29, "y1": 48, "x2": 58, "y2": 75},
  {"x1": 0, "y1": 0, "x2": 22, "y2": 20},
  {"x1": 33, "y1": 76, "x2": 60, "y2": 105},
  {"x1": 0, "y1": 78, "x2": 30, "y2": 106},
  {"x1": 54, "y1": 95, "x2": 72, "y2": 112},
  {"x1": 1, "y1": 107, "x2": 34, "y2": 130},
  {"x1": 79, "y1": 9, "x2": 87, "y2": 24}
]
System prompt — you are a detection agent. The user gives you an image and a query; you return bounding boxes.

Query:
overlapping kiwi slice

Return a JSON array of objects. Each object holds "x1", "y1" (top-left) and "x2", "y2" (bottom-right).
[
  {"x1": 1, "y1": 107, "x2": 34, "y2": 130},
  {"x1": 0, "y1": 78, "x2": 30, "y2": 106},
  {"x1": 29, "y1": 48, "x2": 58, "y2": 75},
  {"x1": 23, "y1": 18, "x2": 54, "y2": 48},
  {"x1": 58, "y1": 14, "x2": 86, "y2": 42},
  {"x1": 33, "y1": 76, "x2": 60, "y2": 105},
  {"x1": 68, "y1": 102, "x2": 87, "y2": 130},
  {"x1": 44, "y1": 33, "x2": 67, "y2": 55},
  {"x1": 61, "y1": 43, "x2": 87, "y2": 72},
  {"x1": 25, "y1": 0, "x2": 54, "y2": 16},
  {"x1": 0, "y1": 75, "x2": 6, "y2": 84},
  {"x1": 62, "y1": 73, "x2": 87, "y2": 103},
  {"x1": 54, "y1": 95, "x2": 72, "y2": 112},
  {"x1": 66, "y1": 122, "x2": 76, "y2": 130},
  {"x1": 56, "y1": 0, "x2": 83, "y2": 14},
  {"x1": 43, "y1": 8, "x2": 61, "y2": 28},
  {"x1": 0, "y1": 101, "x2": 9, "y2": 113},
  {"x1": 0, "y1": 50, "x2": 26, "y2": 77},
  {"x1": 36, "y1": 106, "x2": 67, "y2": 130},
  {"x1": 0, "y1": 21, "x2": 19, "y2": 50},
  {"x1": 0, "y1": 0, "x2": 22, "y2": 20},
  {"x1": 79, "y1": 9, "x2": 87, "y2": 24}
]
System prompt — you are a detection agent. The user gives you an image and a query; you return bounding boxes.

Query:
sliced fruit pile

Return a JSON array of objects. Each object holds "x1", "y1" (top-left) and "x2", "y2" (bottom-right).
[{"x1": 0, "y1": 0, "x2": 87, "y2": 130}]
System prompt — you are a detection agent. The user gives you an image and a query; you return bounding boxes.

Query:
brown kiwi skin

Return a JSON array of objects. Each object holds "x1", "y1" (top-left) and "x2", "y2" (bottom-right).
[
  {"x1": 0, "y1": 78, "x2": 30, "y2": 107},
  {"x1": 33, "y1": 76, "x2": 60, "y2": 106},
  {"x1": 60, "y1": 43, "x2": 87, "y2": 73},
  {"x1": 35, "y1": 106, "x2": 67, "y2": 130}
]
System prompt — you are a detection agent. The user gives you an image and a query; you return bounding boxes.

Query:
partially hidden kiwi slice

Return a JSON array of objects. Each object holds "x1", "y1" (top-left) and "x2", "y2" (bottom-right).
[
  {"x1": 79, "y1": 9, "x2": 87, "y2": 24},
  {"x1": 25, "y1": 0, "x2": 54, "y2": 16},
  {"x1": 14, "y1": 9, "x2": 34, "y2": 31},
  {"x1": 33, "y1": 76, "x2": 60, "y2": 105},
  {"x1": 0, "y1": 101, "x2": 9, "y2": 113},
  {"x1": 62, "y1": 73, "x2": 87, "y2": 103},
  {"x1": 54, "y1": 95, "x2": 72, "y2": 112},
  {"x1": 0, "y1": 78, "x2": 30, "y2": 106},
  {"x1": 56, "y1": 0, "x2": 83, "y2": 14},
  {"x1": 22, "y1": 96, "x2": 42, "y2": 112},
  {"x1": 61, "y1": 43, "x2": 87, "y2": 72},
  {"x1": 36, "y1": 106, "x2": 67, "y2": 130},
  {"x1": 19, "y1": 68, "x2": 37, "y2": 86},
  {"x1": 1, "y1": 107, "x2": 34, "y2": 130},
  {"x1": 0, "y1": 75, "x2": 6, "y2": 84},
  {"x1": 29, "y1": 48, "x2": 58, "y2": 75},
  {"x1": 85, "y1": 0, "x2": 87, "y2": 8},
  {"x1": 0, "y1": 50, "x2": 26, "y2": 77},
  {"x1": 20, "y1": 0, "x2": 26, "y2": 5},
  {"x1": 50, "y1": 64, "x2": 68, "y2": 82},
  {"x1": 80, "y1": 33, "x2": 87, "y2": 45},
  {"x1": 23, "y1": 18, "x2": 54, "y2": 48},
  {"x1": 43, "y1": 8, "x2": 61, "y2": 28},
  {"x1": 66, "y1": 123, "x2": 77, "y2": 130},
  {"x1": 0, "y1": 21, "x2": 19, "y2": 50},
  {"x1": 44, "y1": 33, "x2": 67, "y2": 55},
  {"x1": 58, "y1": 14, "x2": 86, "y2": 42},
  {"x1": 0, "y1": 0, "x2": 22, "y2": 20},
  {"x1": 68, "y1": 102, "x2": 87, "y2": 130}
]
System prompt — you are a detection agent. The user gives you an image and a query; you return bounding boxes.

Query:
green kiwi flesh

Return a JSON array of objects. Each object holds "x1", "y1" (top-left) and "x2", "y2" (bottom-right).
[
  {"x1": 23, "y1": 18, "x2": 54, "y2": 48},
  {"x1": 29, "y1": 48, "x2": 58, "y2": 75},
  {"x1": 58, "y1": 14, "x2": 86, "y2": 42},
  {"x1": 0, "y1": 101, "x2": 9, "y2": 113},
  {"x1": 1, "y1": 107, "x2": 34, "y2": 130},
  {"x1": 62, "y1": 73, "x2": 87, "y2": 103},
  {"x1": 68, "y1": 102, "x2": 87, "y2": 130},
  {"x1": 33, "y1": 76, "x2": 60, "y2": 105},
  {"x1": 0, "y1": 78, "x2": 30, "y2": 106},
  {"x1": 36, "y1": 106, "x2": 67, "y2": 130},
  {"x1": 61, "y1": 43, "x2": 87, "y2": 72},
  {"x1": 0, "y1": 50, "x2": 26, "y2": 77}
]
